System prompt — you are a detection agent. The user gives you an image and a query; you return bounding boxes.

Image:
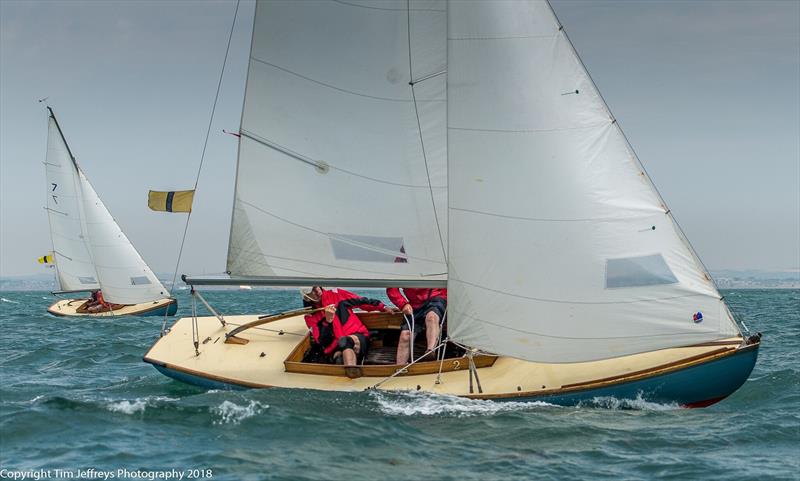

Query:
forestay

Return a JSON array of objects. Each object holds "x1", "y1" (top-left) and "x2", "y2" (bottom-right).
[
  {"x1": 44, "y1": 115, "x2": 100, "y2": 292},
  {"x1": 227, "y1": 0, "x2": 448, "y2": 284},
  {"x1": 445, "y1": 0, "x2": 740, "y2": 363}
]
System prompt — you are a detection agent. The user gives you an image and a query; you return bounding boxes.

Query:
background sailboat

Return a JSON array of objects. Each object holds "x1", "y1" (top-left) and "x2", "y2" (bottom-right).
[
  {"x1": 145, "y1": 0, "x2": 759, "y2": 406},
  {"x1": 43, "y1": 107, "x2": 177, "y2": 317}
]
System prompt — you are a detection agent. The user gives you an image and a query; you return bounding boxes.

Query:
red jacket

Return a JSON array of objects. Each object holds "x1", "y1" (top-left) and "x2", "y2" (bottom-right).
[
  {"x1": 386, "y1": 288, "x2": 447, "y2": 311},
  {"x1": 304, "y1": 288, "x2": 385, "y2": 353}
]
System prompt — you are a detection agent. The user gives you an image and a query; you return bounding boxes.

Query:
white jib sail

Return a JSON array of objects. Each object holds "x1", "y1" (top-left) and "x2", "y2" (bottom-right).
[
  {"x1": 227, "y1": 0, "x2": 447, "y2": 283},
  {"x1": 446, "y1": 0, "x2": 740, "y2": 362},
  {"x1": 77, "y1": 170, "x2": 169, "y2": 305},
  {"x1": 44, "y1": 116, "x2": 100, "y2": 292}
]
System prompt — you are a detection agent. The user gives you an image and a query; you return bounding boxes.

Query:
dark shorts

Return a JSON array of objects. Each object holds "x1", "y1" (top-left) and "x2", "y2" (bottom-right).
[
  {"x1": 400, "y1": 297, "x2": 447, "y2": 336},
  {"x1": 334, "y1": 333, "x2": 369, "y2": 364}
]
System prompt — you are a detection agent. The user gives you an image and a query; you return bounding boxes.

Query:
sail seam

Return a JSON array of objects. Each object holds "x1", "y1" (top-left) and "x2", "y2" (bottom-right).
[
  {"x1": 448, "y1": 34, "x2": 557, "y2": 41},
  {"x1": 448, "y1": 121, "x2": 607, "y2": 134},
  {"x1": 251, "y1": 57, "x2": 444, "y2": 103},
  {"x1": 451, "y1": 278, "x2": 712, "y2": 305},
  {"x1": 332, "y1": 0, "x2": 444, "y2": 13},
  {"x1": 450, "y1": 206, "x2": 654, "y2": 223},
  {"x1": 407, "y1": 0, "x2": 448, "y2": 263},
  {"x1": 455, "y1": 312, "x2": 722, "y2": 341},
  {"x1": 239, "y1": 199, "x2": 447, "y2": 265}
]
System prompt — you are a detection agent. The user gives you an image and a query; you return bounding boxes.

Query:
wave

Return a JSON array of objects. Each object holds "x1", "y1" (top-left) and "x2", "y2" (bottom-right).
[
  {"x1": 371, "y1": 390, "x2": 555, "y2": 417},
  {"x1": 105, "y1": 396, "x2": 180, "y2": 415},
  {"x1": 212, "y1": 400, "x2": 268, "y2": 425},
  {"x1": 1, "y1": 298, "x2": 19, "y2": 304}
]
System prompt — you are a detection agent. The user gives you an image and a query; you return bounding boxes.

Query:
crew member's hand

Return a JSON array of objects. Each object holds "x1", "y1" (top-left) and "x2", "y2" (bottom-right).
[
  {"x1": 324, "y1": 304, "x2": 336, "y2": 322},
  {"x1": 401, "y1": 304, "x2": 413, "y2": 316},
  {"x1": 384, "y1": 306, "x2": 399, "y2": 313}
]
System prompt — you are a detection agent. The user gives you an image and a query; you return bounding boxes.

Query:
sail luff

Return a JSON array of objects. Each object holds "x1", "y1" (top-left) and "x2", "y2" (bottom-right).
[{"x1": 44, "y1": 109, "x2": 100, "y2": 292}]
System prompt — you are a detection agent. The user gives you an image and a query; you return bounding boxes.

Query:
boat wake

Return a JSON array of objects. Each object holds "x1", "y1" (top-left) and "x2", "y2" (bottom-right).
[
  {"x1": 370, "y1": 390, "x2": 554, "y2": 417},
  {"x1": 580, "y1": 393, "x2": 680, "y2": 411},
  {"x1": 212, "y1": 400, "x2": 268, "y2": 425}
]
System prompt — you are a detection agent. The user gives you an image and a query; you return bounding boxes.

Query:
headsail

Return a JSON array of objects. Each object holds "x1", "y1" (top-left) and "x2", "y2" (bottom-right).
[
  {"x1": 445, "y1": 0, "x2": 740, "y2": 362},
  {"x1": 78, "y1": 172, "x2": 169, "y2": 305},
  {"x1": 226, "y1": 0, "x2": 448, "y2": 285},
  {"x1": 44, "y1": 112, "x2": 100, "y2": 292}
]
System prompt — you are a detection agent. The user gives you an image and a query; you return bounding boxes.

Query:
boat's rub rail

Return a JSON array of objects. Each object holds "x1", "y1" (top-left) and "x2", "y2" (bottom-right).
[{"x1": 283, "y1": 334, "x2": 497, "y2": 377}]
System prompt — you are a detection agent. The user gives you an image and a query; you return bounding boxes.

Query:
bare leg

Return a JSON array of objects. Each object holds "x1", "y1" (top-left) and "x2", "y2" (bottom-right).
[
  {"x1": 396, "y1": 330, "x2": 411, "y2": 364},
  {"x1": 342, "y1": 348, "x2": 357, "y2": 366},
  {"x1": 425, "y1": 312, "x2": 440, "y2": 351}
]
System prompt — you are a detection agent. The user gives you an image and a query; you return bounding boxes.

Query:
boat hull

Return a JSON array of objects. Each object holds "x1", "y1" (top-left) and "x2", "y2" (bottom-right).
[
  {"x1": 48, "y1": 298, "x2": 178, "y2": 317},
  {"x1": 144, "y1": 313, "x2": 759, "y2": 407}
]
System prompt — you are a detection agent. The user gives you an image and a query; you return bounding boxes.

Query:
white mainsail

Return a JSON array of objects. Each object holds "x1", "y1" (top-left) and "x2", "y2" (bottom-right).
[
  {"x1": 220, "y1": 0, "x2": 740, "y2": 362},
  {"x1": 44, "y1": 109, "x2": 169, "y2": 305},
  {"x1": 44, "y1": 116, "x2": 100, "y2": 292},
  {"x1": 227, "y1": 0, "x2": 447, "y2": 283},
  {"x1": 445, "y1": 0, "x2": 740, "y2": 362}
]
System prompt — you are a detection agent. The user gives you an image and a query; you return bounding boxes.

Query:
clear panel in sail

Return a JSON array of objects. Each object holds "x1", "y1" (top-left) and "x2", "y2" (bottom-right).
[
  {"x1": 227, "y1": 0, "x2": 447, "y2": 284},
  {"x1": 44, "y1": 117, "x2": 99, "y2": 292},
  {"x1": 446, "y1": 0, "x2": 739, "y2": 363},
  {"x1": 77, "y1": 172, "x2": 168, "y2": 305}
]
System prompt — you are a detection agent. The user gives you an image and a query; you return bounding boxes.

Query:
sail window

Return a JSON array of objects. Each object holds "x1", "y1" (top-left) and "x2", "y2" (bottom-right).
[
  {"x1": 78, "y1": 276, "x2": 97, "y2": 284},
  {"x1": 130, "y1": 276, "x2": 152, "y2": 285},
  {"x1": 605, "y1": 254, "x2": 677, "y2": 288},
  {"x1": 329, "y1": 235, "x2": 407, "y2": 263}
]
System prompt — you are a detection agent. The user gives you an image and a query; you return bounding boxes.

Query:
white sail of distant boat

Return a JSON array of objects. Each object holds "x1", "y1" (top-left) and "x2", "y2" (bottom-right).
[
  {"x1": 148, "y1": 0, "x2": 758, "y2": 407},
  {"x1": 43, "y1": 108, "x2": 173, "y2": 312}
]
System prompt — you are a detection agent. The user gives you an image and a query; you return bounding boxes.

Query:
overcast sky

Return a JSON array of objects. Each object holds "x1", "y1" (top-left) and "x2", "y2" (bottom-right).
[{"x1": 1, "y1": 0, "x2": 798, "y2": 278}]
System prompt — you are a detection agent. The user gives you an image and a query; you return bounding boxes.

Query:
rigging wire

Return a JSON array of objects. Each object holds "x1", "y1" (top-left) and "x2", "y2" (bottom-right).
[
  {"x1": 406, "y1": 0, "x2": 448, "y2": 263},
  {"x1": 161, "y1": 0, "x2": 241, "y2": 336}
]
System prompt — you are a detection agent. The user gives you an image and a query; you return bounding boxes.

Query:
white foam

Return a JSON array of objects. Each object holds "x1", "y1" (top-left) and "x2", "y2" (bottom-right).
[
  {"x1": 105, "y1": 396, "x2": 178, "y2": 415},
  {"x1": 583, "y1": 393, "x2": 680, "y2": 411},
  {"x1": 371, "y1": 390, "x2": 554, "y2": 417},
  {"x1": 1, "y1": 298, "x2": 19, "y2": 304},
  {"x1": 212, "y1": 400, "x2": 267, "y2": 425}
]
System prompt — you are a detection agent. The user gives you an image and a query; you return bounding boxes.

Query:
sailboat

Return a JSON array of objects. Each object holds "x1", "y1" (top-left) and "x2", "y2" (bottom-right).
[
  {"x1": 43, "y1": 107, "x2": 178, "y2": 317},
  {"x1": 144, "y1": 0, "x2": 760, "y2": 407}
]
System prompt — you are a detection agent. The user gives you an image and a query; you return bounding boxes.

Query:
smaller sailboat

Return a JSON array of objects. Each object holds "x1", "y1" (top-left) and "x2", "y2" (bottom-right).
[{"x1": 42, "y1": 107, "x2": 177, "y2": 317}]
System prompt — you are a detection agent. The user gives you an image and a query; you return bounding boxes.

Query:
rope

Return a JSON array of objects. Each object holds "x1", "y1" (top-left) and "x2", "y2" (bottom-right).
[
  {"x1": 191, "y1": 288, "x2": 199, "y2": 356},
  {"x1": 368, "y1": 340, "x2": 447, "y2": 390},
  {"x1": 161, "y1": 0, "x2": 241, "y2": 336}
]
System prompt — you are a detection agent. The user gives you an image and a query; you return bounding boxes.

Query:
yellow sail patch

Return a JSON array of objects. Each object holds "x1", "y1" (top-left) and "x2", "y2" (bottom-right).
[
  {"x1": 148, "y1": 190, "x2": 194, "y2": 213},
  {"x1": 38, "y1": 254, "x2": 54, "y2": 264}
]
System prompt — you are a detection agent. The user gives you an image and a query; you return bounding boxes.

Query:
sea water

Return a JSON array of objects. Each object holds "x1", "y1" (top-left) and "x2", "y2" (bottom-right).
[{"x1": 0, "y1": 289, "x2": 797, "y2": 481}]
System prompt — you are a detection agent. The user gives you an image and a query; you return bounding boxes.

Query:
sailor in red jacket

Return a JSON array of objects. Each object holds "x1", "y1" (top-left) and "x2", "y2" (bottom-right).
[
  {"x1": 302, "y1": 287, "x2": 392, "y2": 367},
  {"x1": 386, "y1": 288, "x2": 447, "y2": 364}
]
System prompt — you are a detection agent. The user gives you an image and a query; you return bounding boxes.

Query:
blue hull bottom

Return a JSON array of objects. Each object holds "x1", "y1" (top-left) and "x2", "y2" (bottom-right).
[
  {"x1": 139, "y1": 301, "x2": 178, "y2": 317},
  {"x1": 148, "y1": 342, "x2": 759, "y2": 408}
]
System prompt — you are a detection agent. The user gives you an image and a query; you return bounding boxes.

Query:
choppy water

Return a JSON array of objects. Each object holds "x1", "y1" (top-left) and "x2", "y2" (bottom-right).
[{"x1": 0, "y1": 289, "x2": 797, "y2": 481}]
